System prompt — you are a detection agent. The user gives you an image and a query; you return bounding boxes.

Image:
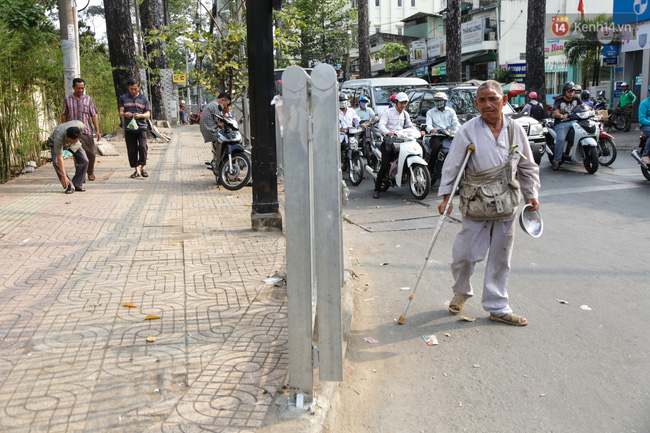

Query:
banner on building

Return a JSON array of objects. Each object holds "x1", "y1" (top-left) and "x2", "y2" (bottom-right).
[
  {"x1": 427, "y1": 36, "x2": 445, "y2": 59},
  {"x1": 172, "y1": 74, "x2": 187, "y2": 83},
  {"x1": 410, "y1": 40, "x2": 428, "y2": 65},
  {"x1": 461, "y1": 18, "x2": 483, "y2": 46},
  {"x1": 545, "y1": 39, "x2": 565, "y2": 57},
  {"x1": 507, "y1": 63, "x2": 526, "y2": 83}
]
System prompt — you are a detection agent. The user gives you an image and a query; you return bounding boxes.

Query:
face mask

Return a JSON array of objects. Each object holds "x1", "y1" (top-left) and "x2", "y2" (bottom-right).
[
  {"x1": 340, "y1": 101, "x2": 348, "y2": 109},
  {"x1": 434, "y1": 100, "x2": 446, "y2": 109},
  {"x1": 359, "y1": 102, "x2": 367, "y2": 109}
]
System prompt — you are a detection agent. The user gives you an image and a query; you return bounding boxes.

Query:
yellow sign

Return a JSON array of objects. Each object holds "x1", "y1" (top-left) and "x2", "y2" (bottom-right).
[{"x1": 173, "y1": 74, "x2": 187, "y2": 83}]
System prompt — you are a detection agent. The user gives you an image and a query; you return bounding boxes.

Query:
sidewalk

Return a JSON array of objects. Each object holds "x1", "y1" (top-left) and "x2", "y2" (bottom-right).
[{"x1": 0, "y1": 127, "x2": 295, "y2": 432}]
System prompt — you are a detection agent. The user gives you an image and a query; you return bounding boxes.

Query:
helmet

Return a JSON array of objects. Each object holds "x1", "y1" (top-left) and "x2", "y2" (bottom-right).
[
  {"x1": 359, "y1": 96, "x2": 369, "y2": 103},
  {"x1": 528, "y1": 92, "x2": 538, "y2": 99},
  {"x1": 562, "y1": 81, "x2": 575, "y2": 93},
  {"x1": 622, "y1": 81, "x2": 629, "y2": 88},
  {"x1": 395, "y1": 92, "x2": 409, "y2": 102},
  {"x1": 389, "y1": 94, "x2": 397, "y2": 103},
  {"x1": 339, "y1": 94, "x2": 348, "y2": 101},
  {"x1": 433, "y1": 92, "x2": 448, "y2": 101},
  {"x1": 580, "y1": 90, "x2": 590, "y2": 100},
  {"x1": 574, "y1": 84, "x2": 582, "y2": 92},
  {"x1": 181, "y1": 100, "x2": 186, "y2": 104}
]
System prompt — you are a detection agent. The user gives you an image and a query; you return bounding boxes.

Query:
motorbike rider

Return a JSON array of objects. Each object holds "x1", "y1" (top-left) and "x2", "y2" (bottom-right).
[
  {"x1": 373, "y1": 92, "x2": 424, "y2": 199},
  {"x1": 581, "y1": 90, "x2": 595, "y2": 109},
  {"x1": 424, "y1": 91, "x2": 460, "y2": 171},
  {"x1": 611, "y1": 82, "x2": 637, "y2": 132},
  {"x1": 638, "y1": 85, "x2": 650, "y2": 164},
  {"x1": 356, "y1": 96, "x2": 378, "y2": 124},
  {"x1": 339, "y1": 94, "x2": 361, "y2": 144},
  {"x1": 388, "y1": 94, "x2": 397, "y2": 109},
  {"x1": 552, "y1": 81, "x2": 584, "y2": 170},
  {"x1": 521, "y1": 92, "x2": 547, "y2": 120}
]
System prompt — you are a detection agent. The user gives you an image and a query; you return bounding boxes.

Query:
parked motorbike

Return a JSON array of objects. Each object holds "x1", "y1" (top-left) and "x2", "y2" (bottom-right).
[
  {"x1": 189, "y1": 109, "x2": 202, "y2": 125},
  {"x1": 422, "y1": 128, "x2": 457, "y2": 187},
  {"x1": 631, "y1": 132, "x2": 650, "y2": 181},
  {"x1": 593, "y1": 91, "x2": 607, "y2": 111},
  {"x1": 205, "y1": 115, "x2": 252, "y2": 190},
  {"x1": 341, "y1": 126, "x2": 365, "y2": 186},
  {"x1": 364, "y1": 129, "x2": 431, "y2": 199},
  {"x1": 542, "y1": 105, "x2": 600, "y2": 174}
]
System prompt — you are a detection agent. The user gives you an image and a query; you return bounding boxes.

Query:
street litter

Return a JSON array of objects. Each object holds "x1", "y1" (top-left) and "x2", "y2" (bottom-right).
[
  {"x1": 144, "y1": 315, "x2": 161, "y2": 320},
  {"x1": 364, "y1": 297, "x2": 377, "y2": 302},
  {"x1": 460, "y1": 316, "x2": 476, "y2": 322},
  {"x1": 124, "y1": 303, "x2": 136, "y2": 308},
  {"x1": 400, "y1": 287, "x2": 410, "y2": 291},
  {"x1": 146, "y1": 336, "x2": 156, "y2": 343},
  {"x1": 556, "y1": 299, "x2": 569, "y2": 304},
  {"x1": 263, "y1": 276, "x2": 284, "y2": 284},
  {"x1": 444, "y1": 332, "x2": 451, "y2": 337},
  {"x1": 472, "y1": 364, "x2": 480, "y2": 368},
  {"x1": 380, "y1": 262, "x2": 389, "y2": 266},
  {"x1": 580, "y1": 305, "x2": 592, "y2": 311},
  {"x1": 422, "y1": 335, "x2": 438, "y2": 346},
  {"x1": 363, "y1": 337, "x2": 379, "y2": 343},
  {"x1": 539, "y1": 393, "x2": 546, "y2": 397}
]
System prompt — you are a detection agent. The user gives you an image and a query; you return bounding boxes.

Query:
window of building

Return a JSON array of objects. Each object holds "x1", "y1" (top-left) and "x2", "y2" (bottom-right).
[
  {"x1": 411, "y1": 0, "x2": 416, "y2": 6},
  {"x1": 398, "y1": 0, "x2": 402, "y2": 6},
  {"x1": 375, "y1": 26, "x2": 381, "y2": 34},
  {"x1": 375, "y1": 0, "x2": 379, "y2": 6},
  {"x1": 397, "y1": 27, "x2": 403, "y2": 35}
]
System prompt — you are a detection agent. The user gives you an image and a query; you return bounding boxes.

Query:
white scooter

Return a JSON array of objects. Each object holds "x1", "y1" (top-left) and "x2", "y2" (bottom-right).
[
  {"x1": 365, "y1": 129, "x2": 431, "y2": 199},
  {"x1": 542, "y1": 105, "x2": 600, "y2": 174}
]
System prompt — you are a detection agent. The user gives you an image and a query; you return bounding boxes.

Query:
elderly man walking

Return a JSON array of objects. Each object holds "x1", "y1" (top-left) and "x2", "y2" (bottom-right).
[
  {"x1": 437, "y1": 80, "x2": 541, "y2": 326},
  {"x1": 61, "y1": 78, "x2": 101, "y2": 181}
]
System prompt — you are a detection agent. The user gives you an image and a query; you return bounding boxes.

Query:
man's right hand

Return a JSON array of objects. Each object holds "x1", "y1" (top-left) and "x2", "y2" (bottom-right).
[
  {"x1": 387, "y1": 132, "x2": 395, "y2": 137},
  {"x1": 61, "y1": 177, "x2": 69, "y2": 189},
  {"x1": 438, "y1": 194, "x2": 452, "y2": 215}
]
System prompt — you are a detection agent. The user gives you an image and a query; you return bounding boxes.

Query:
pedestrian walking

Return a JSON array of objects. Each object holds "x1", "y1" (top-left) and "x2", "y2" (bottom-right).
[
  {"x1": 61, "y1": 78, "x2": 101, "y2": 181},
  {"x1": 437, "y1": 80, "x2": 540, "y2": 326},
  {"x1": 48, "y1": 120, "x2": 88, "y2": 194},
  {"x1": 118, "y1": 79, "x2": 151, "y2": 178}
]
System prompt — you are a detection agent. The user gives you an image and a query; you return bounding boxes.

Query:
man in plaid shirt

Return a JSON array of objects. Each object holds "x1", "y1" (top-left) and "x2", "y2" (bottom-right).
[{"x1": 61, "y1": 78, "x2": 101, "y2": 181}]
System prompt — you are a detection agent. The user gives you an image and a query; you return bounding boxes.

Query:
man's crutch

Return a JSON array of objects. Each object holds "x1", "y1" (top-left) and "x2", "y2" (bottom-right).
[{"x1": 398, "y1": 143, "x2": 475, "y2": 325}]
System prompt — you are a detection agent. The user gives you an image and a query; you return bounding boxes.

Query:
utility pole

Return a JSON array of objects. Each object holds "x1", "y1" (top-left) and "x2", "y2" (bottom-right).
[
  {"x1": 58, "y1": 0, "x2": 81, "y2": 95},
  {"x1": 246, "y1": 0, "x2": 282, "y2": 231},
  {"x1": 345, "y1": 27, "x2": 351, "y2": 81}
]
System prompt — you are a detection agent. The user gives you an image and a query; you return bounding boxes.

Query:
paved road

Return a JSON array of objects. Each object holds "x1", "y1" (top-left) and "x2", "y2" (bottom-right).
[
  {"x1": 0, "y1": 127, "x2": 293, "y2": 432},
  {"x1": 329, "y1": 146, "x2": 650, "y2": 432}
]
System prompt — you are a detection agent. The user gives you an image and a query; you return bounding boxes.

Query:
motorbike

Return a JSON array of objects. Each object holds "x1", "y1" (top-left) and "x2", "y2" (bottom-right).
[
  {"x1": 205, "y1": 114, "x2": 252, "y2": 190},
  {"x1": 631, "y1": 131, "x2": 650, "y2": 181},
  {"x1": 595, "y1": 116, "x2": 617, "y2": 166},
  {"x1": 341, "y1": 126, "x2": 365, "y2": 186},
  {"x1": 422, "y1": 128, "x2": 457, "y2": 188},
  {"x1": 593, "y1": 91, "x2": 608, "y2": 111},
  {"x1": 364, "y1": 128, "x2": 431, "y2": 200},
  {"x1": 541, "y1": 105, "x2": 600, "y2": 174},
  {"x1": 189, "y1": 109, "x2": 202, "y2": 125},
  {"x1": 361, "y1": 120, "x2": 383, "y2": 168}
]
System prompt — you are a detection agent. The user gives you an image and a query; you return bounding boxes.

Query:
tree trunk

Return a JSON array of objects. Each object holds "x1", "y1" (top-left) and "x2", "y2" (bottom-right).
[
  {"x1": 525, "y1": 0, "x2": 546, "y2": 106},
  {"x1": 140, "y1": 0, "x2": 168, "y2": 120},
  {"x1": 446, "y1": 0, "x2": 462, "y2": 83},
  {"x1": 103, "y1": 0, "x2": 140, "y2": 108},
  {"x1": 358, "y1": 0, "x2": 371, "y2": 78}
]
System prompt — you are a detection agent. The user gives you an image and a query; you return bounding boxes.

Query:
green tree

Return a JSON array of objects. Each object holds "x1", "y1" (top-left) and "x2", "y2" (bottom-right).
[
  {"x1": 290, "y1": 0, "x2": 357, "y2": 69},
  {"x1": 564, "y1": 14, "x2": 614, "y2": 88},
  {"x1": 373, "y1": 43, "x2": 409, "y2": 74}
]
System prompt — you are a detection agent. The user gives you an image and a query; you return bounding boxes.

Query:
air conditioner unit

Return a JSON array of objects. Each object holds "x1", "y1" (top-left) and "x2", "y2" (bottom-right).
[{"x1": 489, "y1": 32, "x2": 496, "y2": 41}]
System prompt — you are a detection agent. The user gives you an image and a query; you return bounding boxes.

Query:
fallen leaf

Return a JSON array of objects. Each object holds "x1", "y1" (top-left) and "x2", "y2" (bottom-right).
[
  {"x1": 539, "y1": 393, "x2": 546, "y2": 397},
  {"x1": 65, "y1": 201, "x2": 71, "y2": 204},
  {"x1": 381, "y1": 262, "x2": 389, "y2": 266},
  {"x1": 556, "y1": 299, "x2": 569, "y2": 304},
  {"x1": 146, "y1": 336, "x2": 156, "y2": 343},
  {"x1": 460, "y1": 316, "x2": 476, "y2": 322},
  {"x1": 444, "y1": 332, "x2": 451, "y2": 337},
  {"x1": 124, "y1": 302, "x2": 137, "y2": 308},
  {"x1": 145, "y1": 315, "x2": 161, "y2": 320}
]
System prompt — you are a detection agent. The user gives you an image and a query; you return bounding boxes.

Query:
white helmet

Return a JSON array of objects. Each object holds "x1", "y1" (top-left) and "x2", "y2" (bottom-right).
[
  {"x1": 395, "y1": 92, "x2": 409, "y2": 102},
  {"x1": 433, "y1": 92, "x2": 448, "y2": 101}
]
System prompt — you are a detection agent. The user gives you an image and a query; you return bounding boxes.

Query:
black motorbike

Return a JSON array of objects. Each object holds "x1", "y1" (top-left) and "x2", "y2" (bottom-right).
[
  {"x1": 205, "y1": 115, "x2": 252, "y2": 190},
  {"x1": 631, "y1": 131, "x2": 650, "y2": 181},
  {"x1": 341, "y1": 126, "x2": 365, "y2": 186},
  {"x1": 421, "y1": 128, "x2": 456, "y2": 188}
]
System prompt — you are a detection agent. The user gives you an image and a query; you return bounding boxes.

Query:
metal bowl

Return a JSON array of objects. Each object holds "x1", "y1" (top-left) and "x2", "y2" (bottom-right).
[{"x1": 519, "y1": 204, "x2": 543, "y2": 238}]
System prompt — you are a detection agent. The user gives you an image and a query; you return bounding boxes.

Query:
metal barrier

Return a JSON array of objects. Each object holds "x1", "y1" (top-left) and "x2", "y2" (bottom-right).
[{"x1": 282, "y1": 64, "x2": 343, "y2": 405}]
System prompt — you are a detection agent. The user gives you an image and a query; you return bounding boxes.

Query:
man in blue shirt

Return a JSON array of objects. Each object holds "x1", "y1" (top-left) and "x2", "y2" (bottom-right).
[{"x1": 638, "y1": 85, "x2": 650, "y2": 164}]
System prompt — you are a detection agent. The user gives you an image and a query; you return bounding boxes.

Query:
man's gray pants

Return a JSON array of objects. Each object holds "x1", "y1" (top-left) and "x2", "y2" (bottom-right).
[
  {"x1": 450, "y1": 216, "x2": 517, "y2": 316},
  {"x1": 51, "y1": 147, "x2": 88, "y2": 189}
]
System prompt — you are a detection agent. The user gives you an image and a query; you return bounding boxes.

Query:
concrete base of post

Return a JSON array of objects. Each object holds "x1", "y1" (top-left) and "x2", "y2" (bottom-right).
[{"x1": 251, "y1": 213, "x2": 283, "y2": 232}]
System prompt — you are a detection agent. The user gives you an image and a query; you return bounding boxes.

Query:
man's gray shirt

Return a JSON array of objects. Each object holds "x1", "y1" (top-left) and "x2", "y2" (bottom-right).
[
  {"x1": 199, "y1": 101, "x2": 222, "y2": 143},
  {"x1": 48, "y1": 120, "x2": 85, "y2": 155}
]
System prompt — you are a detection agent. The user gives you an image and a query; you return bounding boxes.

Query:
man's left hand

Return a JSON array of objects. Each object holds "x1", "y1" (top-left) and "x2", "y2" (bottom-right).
[
  {"x1": 525, "y1": 198, "x2": 540, "y2": 211},
  {"x1": 420, "y1": 130, "x2": 425, "y2": 136}
]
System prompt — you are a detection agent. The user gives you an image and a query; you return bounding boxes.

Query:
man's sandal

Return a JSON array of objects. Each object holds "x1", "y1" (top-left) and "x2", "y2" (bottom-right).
[
  {"x1": 75, "y1": 187, "x2": 86, "y2": 192},
  {"x1": 448, "y1": 295, "x2": 467, "y2": 315},
  {"x1": 65, "y1": 186, "x2": 74, "y2": 194},
  {"x1": 489, "y1": 313, "x2": 528, "y2": 326},
  {"x1": 130, "y1": 171, "x2": 140, "y2": 178}
]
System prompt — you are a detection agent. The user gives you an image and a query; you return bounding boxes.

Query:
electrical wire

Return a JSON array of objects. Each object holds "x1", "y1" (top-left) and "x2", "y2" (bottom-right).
[{"x1": 77, "y1": 0, "x2": 91, "y2": 13}]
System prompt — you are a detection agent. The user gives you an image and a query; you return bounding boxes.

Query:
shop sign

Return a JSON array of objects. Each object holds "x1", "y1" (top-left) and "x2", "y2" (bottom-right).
[
  {"x1": 431, "y1": 65, "x2": 446, "y2": 76},
  {"x1": 602, "y1": 56, "x2": 618, "y2": 66},
  {"x1": 507, "y1": 63, "x2": 526, "y2": 83},
  {"x1": 427, "y1": 36, "x2": 445, "y2": 59},
  {"x1": 410, "y1": 40, "x2": 428, "y2": 65},
  {"x1": 545, "y1": 39, "x2": 565, "y2": 57},
  {"x1": 461, "y1": 18, "x2": 483, "y2": 46},
  {"x1": 172, "y1": 74, "x2": 187, "y2": 83},
  {"x1": 603, "y1": 44, "x2": 619, "y2": 56}
]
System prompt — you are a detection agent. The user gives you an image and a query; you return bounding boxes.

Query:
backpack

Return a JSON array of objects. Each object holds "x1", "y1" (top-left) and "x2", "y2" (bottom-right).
[{"x1": 529, "y1": 103, "x2": 546, "y2": 121}]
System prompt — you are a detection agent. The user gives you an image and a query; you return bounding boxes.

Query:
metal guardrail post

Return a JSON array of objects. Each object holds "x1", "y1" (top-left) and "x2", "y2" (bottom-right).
[
  {"x1": 282, "y1": 66, "x2": 315, "y2": 402},
  {"x1": 311, "y1": 64, "x2": 343, "y2": 381}
]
